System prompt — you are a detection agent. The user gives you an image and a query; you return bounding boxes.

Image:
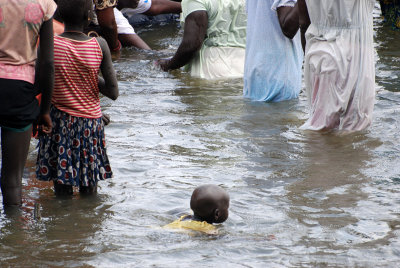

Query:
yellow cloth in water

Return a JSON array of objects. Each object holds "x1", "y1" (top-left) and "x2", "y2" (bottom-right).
[{"x1": 163, "y1": 215, "x2": 217, "y2": 235}]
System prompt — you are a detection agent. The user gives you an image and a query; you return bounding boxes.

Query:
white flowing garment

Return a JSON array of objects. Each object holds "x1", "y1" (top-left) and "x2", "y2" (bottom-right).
[
  {"x1": 301, "y1": 0, "x2": 376, "y2": 131},
  {"x1": 243, "y1": 0, "x2": 303, "y2": 102}
]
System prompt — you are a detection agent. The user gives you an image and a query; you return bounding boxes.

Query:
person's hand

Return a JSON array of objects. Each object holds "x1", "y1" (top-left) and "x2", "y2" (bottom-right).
[
  {"x1": 111, "y1": 49, "x2": 121, "y2": 60},
  {"x1": 37, "y1": 113, "x2": 53, "y2": 135},
  {"x1": 102, "y1": 113, "x2": 111, "y2": 126},
  {"x1": 155, "y1": 58, "x2": 171, "y2": 72}
]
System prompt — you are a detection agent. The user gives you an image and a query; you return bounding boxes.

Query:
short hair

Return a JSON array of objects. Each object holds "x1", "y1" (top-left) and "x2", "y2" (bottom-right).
[{"x1": 57, "y1": 0, "x2": 91, "y2": 25}]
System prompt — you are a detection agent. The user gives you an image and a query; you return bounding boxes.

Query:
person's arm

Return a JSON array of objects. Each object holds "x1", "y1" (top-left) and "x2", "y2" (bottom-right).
[
  {"x1": 144, "y1": 0, "x2": 182, "y2": 15},
  {"x1": 118, "y1": 33, "x2": 151, "y2": 50},
  {"x1": 298, "y1": 0, "x2": 310, "y2": 52},
  {"x1": 276, "y1": 3, "x2": 299, "y2": 39},
  {"x1": 36, "y1": 18, "x2": 54, "y2": 134},
  {"x1": 96, "y1": 7, "x2": 120, "y2": 51},
  {"x1": 97, "y1": 37, "x2": 119, "y2": 100},
  {"x1": 158, "y1": 10, "x2": 207, "y2": 71}
]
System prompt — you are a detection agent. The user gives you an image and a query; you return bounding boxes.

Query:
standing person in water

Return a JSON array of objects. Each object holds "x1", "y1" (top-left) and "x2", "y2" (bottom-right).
[
  {"x1": 0, "y1": 0, "x2": 56, "y2": 207},
  {"x1": 243, "y1": 0, "x2": 303, "y2": 102},
  {"x1": 157, "y1": 0, "x2": 247, "y2": 79},
  {"x1": 36, "y1": 0, "x2": 119, "y2": 195},
  {"x1": 298, "y1": 0, "x2": 376, "y2": 131}
]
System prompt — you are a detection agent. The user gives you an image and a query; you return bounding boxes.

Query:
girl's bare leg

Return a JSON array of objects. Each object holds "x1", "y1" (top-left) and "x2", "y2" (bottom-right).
[{"x1": 1, "y1": 127, "x2": 32, "y2": 207}]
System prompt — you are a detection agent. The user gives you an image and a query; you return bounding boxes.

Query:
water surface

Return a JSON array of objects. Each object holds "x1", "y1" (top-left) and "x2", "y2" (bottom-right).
[{"x1": 1, "y1": 6, "x2": 400, "y2": 267}]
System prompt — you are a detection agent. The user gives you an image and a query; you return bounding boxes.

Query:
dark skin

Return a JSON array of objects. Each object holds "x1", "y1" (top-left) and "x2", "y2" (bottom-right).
[
  {"x1": 116, "y1": 0, "x2": 181, "y2": 50},
  {"x1": 118, "y1": 33, "x2": 151, "y2": 50},
  {"x1": 1, "y1": 127, "x2": 35, "y2": 207},
  {"x1": 96, "y1": 7, "x2": 120, "y2": 51},
  {"x1": 117, "y1": 0, "x2": 181, "y2": 16},
  {"x1": 144, "y1": 0, "x2": 181, "y2": 16},
  {"x1": 36, "y1": 19, "x2": 55, "y2": 135},
  {"x1": 190, "y1": 184, "x2": 230, "y2": 224},
  {"x1": 157, "y1": 10, "x2": 207, "y2": 71},
  {"x1": 96, "y1": 4, "x2": 150, "y2": 50},
  {"x1": 277, "y1": 3, "x2": 300, "y2": 40},
  {"x1": 51, "y1": 2, "x2": 118, "y2": 195},
  {"x1": 1, "y1": 19, "x2": 54, "y2": 207},
  {"x1": 298, "y1": 0, "x2": 311, "y2": 52}
]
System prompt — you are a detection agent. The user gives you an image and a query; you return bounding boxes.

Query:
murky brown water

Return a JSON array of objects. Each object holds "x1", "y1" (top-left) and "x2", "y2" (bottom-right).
[{"x1": 1, "y1": 5, "x2": 400, "y2": 267}]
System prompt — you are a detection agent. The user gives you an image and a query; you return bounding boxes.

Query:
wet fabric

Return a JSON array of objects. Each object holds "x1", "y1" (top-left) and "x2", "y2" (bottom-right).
[
  {"x1": 180, "y1": 0, "x2": 247, "y2": 79},
  {"x1": 121, "y1": 0, "x2": 152, "y2": 15},
  {"x1": 243, "y1": 0, "x2": 303, "y2": 102},
  {"x1": 36, "y1": 106, "x2": 113, "y2": 187},
  {"x1": 301, "y1": 0, "x2": 376, "y2": 131},
  {"x1": 114, "y1": 8, "x2": 136, "y2": 34},
  {"x1": 163, "y1": 215, "x2": 217, "y2": 234},
  {"x1": 380, "y1": 0, "x2": 400, "y2": 29}
]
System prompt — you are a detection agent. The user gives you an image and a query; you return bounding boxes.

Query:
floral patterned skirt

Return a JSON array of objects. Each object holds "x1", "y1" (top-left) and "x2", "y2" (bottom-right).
[{"x1": 36, "y1": 106, "x2": 112, "y2": 187}]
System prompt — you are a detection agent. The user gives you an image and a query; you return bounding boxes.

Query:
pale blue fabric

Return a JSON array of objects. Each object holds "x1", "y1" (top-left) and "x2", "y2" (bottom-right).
[{"x1": 243, "y1": 0, "x2": 303, "y2": 102}]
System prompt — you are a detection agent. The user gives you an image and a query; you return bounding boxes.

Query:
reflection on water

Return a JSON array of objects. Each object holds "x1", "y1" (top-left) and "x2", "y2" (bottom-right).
[
  {"x1": 0, "y1": 169, "x2": 112, "y2": 266},
  {"x1": 1, "y1": 5, "x2": 400, "y2": 267}
]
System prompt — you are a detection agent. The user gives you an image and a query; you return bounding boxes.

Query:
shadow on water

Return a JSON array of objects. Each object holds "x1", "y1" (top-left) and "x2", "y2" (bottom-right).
[
  {"x1": 288, "y1": 133, "x2": 373, "y2": 229},
  {"x1": 0, "y1": 159, "x2": 113, "y2": 267}
]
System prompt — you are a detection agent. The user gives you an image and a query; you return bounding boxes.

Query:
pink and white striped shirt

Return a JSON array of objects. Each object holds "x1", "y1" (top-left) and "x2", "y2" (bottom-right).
[{"x1": 52, "y1": 36, "x2": 103, "y2": 119}]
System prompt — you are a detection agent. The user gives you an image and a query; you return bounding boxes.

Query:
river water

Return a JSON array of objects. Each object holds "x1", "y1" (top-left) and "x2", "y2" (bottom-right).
[{"x1": 1, "y1": 5, "x2": 400, "y2": 268}]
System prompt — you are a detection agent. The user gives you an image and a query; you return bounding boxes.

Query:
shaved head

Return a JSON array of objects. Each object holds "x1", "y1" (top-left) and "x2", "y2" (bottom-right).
[{"x1": 190, "y1": 184, "x2": 230, "y2": 224}]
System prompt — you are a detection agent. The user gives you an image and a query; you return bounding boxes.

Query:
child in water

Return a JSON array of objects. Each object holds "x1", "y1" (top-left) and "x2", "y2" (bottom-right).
[
  {"x1": 0, "y1": 0, "x2": 56, "y2": 207},
  {"x1": 164, "y1": 184, "x2": 230, "y2": 234},
  {"x1": 36, "y1": 0, "x2": 118, "y2": 195}
]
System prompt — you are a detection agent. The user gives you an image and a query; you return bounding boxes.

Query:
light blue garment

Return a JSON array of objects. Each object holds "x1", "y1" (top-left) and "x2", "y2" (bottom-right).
[{"x1": 243, "y1": 0, "x2": 303, "y2": 102}]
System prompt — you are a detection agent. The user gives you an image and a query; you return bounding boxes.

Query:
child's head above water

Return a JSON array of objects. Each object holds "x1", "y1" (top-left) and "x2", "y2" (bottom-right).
[
  {"x1": 57, "y1": 0, "x2": 92, "y2": 25},
  {"x1": 190, "y1": 184, "x2": 230, "y2": 224}
]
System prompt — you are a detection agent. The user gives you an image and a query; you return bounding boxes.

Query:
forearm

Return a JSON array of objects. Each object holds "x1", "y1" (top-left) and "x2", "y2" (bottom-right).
[
  {"x1": 162, "y1": 11, "x2": 207, "y2": 71},
  {"x1": 277, "y1": 4, "x2": 300, "y2": 39},
  {"x1": 164, "y1": 42, "x2": 200, "y2": 70},
  {"x1": 36, "y1": 19, "x2": 54, "y2": 115},
  {"x1": 98, "y1": 76, "x2": 118, "y2": 100},
  {"x1": 118, "y1": 34, "x2": 151, "y2": 50},
  {"x1": 145, "y1": 0, "x2": 182, "y2": 15},
  {"x1": 37, "y1": 60, "x2": 54, "y2": 114},
  {"x1": 97, "y1": 8, "x2": 120, "y2": 50},
  {"x1": 298, "y1": 0, "x2": 310, "y2": 52}
]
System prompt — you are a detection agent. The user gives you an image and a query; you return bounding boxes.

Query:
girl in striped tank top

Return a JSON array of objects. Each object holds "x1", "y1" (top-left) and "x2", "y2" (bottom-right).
[{"x1": 36, "y1": 0, "x2": 119, "y2": 195}]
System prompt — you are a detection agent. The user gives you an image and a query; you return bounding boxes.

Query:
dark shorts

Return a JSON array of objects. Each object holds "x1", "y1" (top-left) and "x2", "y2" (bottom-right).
[{"x1": 0, "y1": 78, "x2": 39, "y2": 129}]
